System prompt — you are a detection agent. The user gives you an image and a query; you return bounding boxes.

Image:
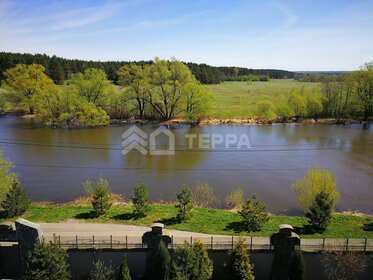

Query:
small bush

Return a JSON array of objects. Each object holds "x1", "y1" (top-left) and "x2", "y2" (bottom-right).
[
  {"x1": 92, "y1": 177, "x2": 111, "y2": 217},
  {"x1": 306, "y1": 191, "x2": 333, "y2": 232},
  {"x1": 193, "y1": 183, "x2": 219, "y2": 208},
  {"x1": 276, "y1": 104, "x2": 294, "y2": 119},
  {"x1": 256, "y1": 100, "x2": 275, "y2": 118},
  {"x1": 26, "y1": 237, "x2": 70, "y2": 280},
  {"x1": 133, "y1": 182, "x2": 150, "y2": 217},
  {"x1": 1, "y1": 180, "x2": 30, "y2": 218},
  {"x1": 225, "y1": 187, "x2": 244, "y2": 210},
  {"x1": 119, "y1": 254, "x2": 131, "y2": 280},
  {"x1": 239, "y1": 194, "x2": 269, "y2": 232},
  {"x1": 153, "y1": 240, "x2": 171, "y2": 280},
  {"x1": 175, "y1": 185, "x2": 193, "y2": 221},
  {"x1": 227, "y1": 237, "x2": 254, "y2": 280},
  {"x1": 90, "y1": 260, "x2": 115, "y2": 280}
]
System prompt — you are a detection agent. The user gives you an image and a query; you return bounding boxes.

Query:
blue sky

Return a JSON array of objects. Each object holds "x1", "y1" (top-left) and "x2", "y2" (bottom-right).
[{"x1": 0, "y1": 0, "x2": 372, "y2": 71}]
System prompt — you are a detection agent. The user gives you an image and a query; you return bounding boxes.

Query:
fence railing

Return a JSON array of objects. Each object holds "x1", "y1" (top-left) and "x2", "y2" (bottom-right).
[{"x1": 44, "y1": 235, "x2": 373, "y2": 252}]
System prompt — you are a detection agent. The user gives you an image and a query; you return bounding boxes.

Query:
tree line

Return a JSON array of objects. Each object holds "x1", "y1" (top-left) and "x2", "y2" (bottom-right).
[{"x1": 0, "y1": 52, "x2": 294, "y2": 85}]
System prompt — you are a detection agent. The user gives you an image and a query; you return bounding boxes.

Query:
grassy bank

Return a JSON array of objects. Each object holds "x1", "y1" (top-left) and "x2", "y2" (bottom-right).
[
  {"x1": 209, "y1": 80, "x2": 320, "y2": 118},
  {"x1": 1, "y1": 204, "x2": 372, "y2": 238}
]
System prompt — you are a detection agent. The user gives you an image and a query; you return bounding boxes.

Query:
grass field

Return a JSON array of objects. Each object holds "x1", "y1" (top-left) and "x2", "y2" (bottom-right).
[
  {"x1": 2, "y1": 204, "x2": 372, "y2": 238},
  {"x1": 208, "y1": 80, "x2": 321, "y2": 118}
]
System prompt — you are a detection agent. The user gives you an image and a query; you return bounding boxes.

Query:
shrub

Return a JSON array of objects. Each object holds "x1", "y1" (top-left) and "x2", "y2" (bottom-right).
[
  {"x1": 288, "y1": 93, "x2": 306, "y2": 117},
  {"x1": 171, "y1": 240, "x2": 213, "y2": 280},
  {"x1": 276, "y1": 103, "x2": 294, "y2": 119},
  {"x1": 0, "y1": 149, "x2": 18, "y2": 202},
  {"x1": 153, "y1": 240, "x2": 171, "y2": 280},
  {"x1": 193, "y1": 183, "x2": 219, "y2": 208},
  {"x1": 133, "y1": 182, "x2": 150, "y2": 217},
  {"x1": 175, "y1": 185, "x2": 193, "y2": 221},
  {"x1": 256, "y1": 100, "x2": 275, "y2": 118},
  {"x1": 225, "y1": 187, "x2": 244, "y2": 210},
  {"x1": 306, "y1": 94, "x2": 322, "y2": 118},
  {"x1": 291, "y1": 167, "x2": 339, "y2": 213},
  {"x1": 227, "y1": 237, "x2": 254, "y2": 280},
  {"x1": 289, "y1": 249, "x2": 305, "y2": 280},
  {"x1": 92, "y1": 177, "x2": 111, "y2": 216},
  {"x1": 25, "y1": 237, "x2": 70, "y2": 280},
  {"x1": 1, "y1": 180, "x2": 31, "y2": 218},
  {"x1": 119, "y1": 254, "x2": 131, "y2": 280},
  {"x1": 90, "y1": 260, "x2": 115, "y2": 280},
  {"x1": 306, "y1": 191, "x2": 333, "y2": 232},
  {"x1": 239, "y1": 194, "x2": 269, "y2": 232}
]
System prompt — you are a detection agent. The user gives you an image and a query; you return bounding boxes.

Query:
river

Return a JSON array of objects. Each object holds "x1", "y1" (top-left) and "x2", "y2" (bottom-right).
[{"x1": 0, "y1": 116, "x2": 372, "y2": 215}]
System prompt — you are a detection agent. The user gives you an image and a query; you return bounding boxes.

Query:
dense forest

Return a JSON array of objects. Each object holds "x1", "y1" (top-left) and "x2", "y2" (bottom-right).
[{"x1": 0, "y1": 52, "x2": 294, "y2": 85}]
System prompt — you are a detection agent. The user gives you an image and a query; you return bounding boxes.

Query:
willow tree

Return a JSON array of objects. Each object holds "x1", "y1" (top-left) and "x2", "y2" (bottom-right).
[{"x1": 2, "y1": 64, "x2": 56, "y2": 114}]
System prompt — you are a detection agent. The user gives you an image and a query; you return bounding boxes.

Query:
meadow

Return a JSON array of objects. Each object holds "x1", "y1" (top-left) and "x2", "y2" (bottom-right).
[{"x1": 208, "y1": 80, "x2": 321, "y2": 119}]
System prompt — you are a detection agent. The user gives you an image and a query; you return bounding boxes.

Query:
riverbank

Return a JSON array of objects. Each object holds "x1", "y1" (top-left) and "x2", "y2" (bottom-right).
[{"x1": 1, "y1": 203, "x2": 372, "y2": 239}]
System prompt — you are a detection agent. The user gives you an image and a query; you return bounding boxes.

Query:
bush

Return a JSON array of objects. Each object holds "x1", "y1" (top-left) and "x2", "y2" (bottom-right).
[
  {"x1": 0, "y1": 94, "x2": 6, "y2": 112},
  {"x1": 288, "y1": 93, "x2": 306, "y2": 117},
  {"x1": 276, "y1": 103, "x2": 294, "y2": 119},
  {"x1": 171, "y1": 240, "x2": 213, "y2": 280},
  {"x1": 119, "y1": 254, "x2": 131, "y2": 280},
  {"x1": 256, "y1": 100, "x2": 275, "y2": 118},
  {"x1": 227, "y1": 237, "x2": 254, "y2": 280},
  {"x1": 133, "y1": 182, "x2": 150, "y2": 217},
  {"x1": 1, "y1": 180, "x2": 30, "y2": 218},
  {"x1": 306, "y1": 94, "x2": 322, "y2": 118},
  {"x1": 0, "y1": 149, "x2": 18, "y2": 202},
  {"x1": 225, "y1": 187, "x2": 244, "y2": 210},
  {"x1": 153, "y1": 240, "x2": 171, "y2": 280},
  {"x1": 289, "y1": 249, "x2": 305, "y2": 280},
  {"x1": 25, "y1": 237, "x2": 70, "y2": 280},
  {"x1": 193, "y1": 183, "x2": 219, "y2": 208},
  {"x1": 92, "y1": 177, "x2": 111, "y2": 217},
  {"x1": 306, "y1": 191, "x2": 333, "y2": 232},
  {"x1": 175, "y1": 185, "x2": 193, "y2": 221},
  {"x1": 90, "y1": 260, "x2": 115, "y2": 280},
  {"x1": 239, "y1": 194, "x2": 269, "y2": 232},
  {"x1": 291, "y1": 167, "x2": 339, "y2": 213}
]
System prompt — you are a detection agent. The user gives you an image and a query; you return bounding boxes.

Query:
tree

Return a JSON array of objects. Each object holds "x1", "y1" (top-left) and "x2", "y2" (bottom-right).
[
  {"x1": 92, "y1": 177, "x2": 111, "y2": 216},
  {"x1": 90, "y1": 260, "x2": 115, "y2": 280},
  {"x1": 256, "y1": 100, "x2": 275, "y2": 118},
  {"x1": 132, "y1": 182, "x2": 150, "y2": 217},
  {"x1": 25, "y1": 237, "x2": 70, "y2": 280},
  {"x1": 119, "y1": 254, "x2": 132, "y2": 280},
  {"x1": 227, "y1": 237, "x2": 254, "y2": 280},
  {"x1": 289, "y1": 249, "x2": 305, "y2": 280},
  {"x1": 276, "y1": 103, "x2": 294, "y2": 120},
  {"x1": 153, "y1": 240, "x2": 171, "y2": 280},
  {"x1": 306, "y1": 191, "x2": 333, "y2": 232},
  {"x1": 225, "y1": 187, "x2": 244, "y2": 210},
  {"x1": 288, "y1": 92, "x2": 306, "y2": 118},
  {"x1": 2, "y1": 64, "x2": 56, "y2": 114},
  {"x1": 0, "y1": 150, "x2": 18, "y2": 202},
  {"x1": 192, "y1": 183, "x2": 219, "y2": 208},
  {"x1": 291, "y1": 167, "x2": 340, "y2": 213},
  {"x1": 117, "y1": 63, "x2": 150, "y2": 119},
  {"x1": 239, "y1": 194, "x2": 269, "y2": 232},
  {"x1": 171, "y1": 240, "x2": 213, "y2": 280},
  {"x1": 1, "y1": 180, "x2": 30, "y2": 218},
  {"x1": 175, "y1": 185, "x2": 193, "y2": 221},
  {"x1": 0, "y1": 93, "x2": 6, "y2": 112},
  {"x1": 68, "y1": 68, "x2": 114, "y2": 106},
  {"x1": 306, "y1": 94, "x2": 322, "y2": 118}
]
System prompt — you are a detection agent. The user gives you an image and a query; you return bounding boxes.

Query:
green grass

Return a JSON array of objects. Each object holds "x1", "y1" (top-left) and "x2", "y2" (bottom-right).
[
  {"x1": 2, "y1": 204, "x2": 372, "y2": 238},
  {"x1": 208, "y1": 80, "x2": 320, "y2": 118}
]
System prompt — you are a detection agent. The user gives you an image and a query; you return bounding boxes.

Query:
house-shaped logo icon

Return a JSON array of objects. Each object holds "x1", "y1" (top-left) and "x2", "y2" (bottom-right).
[
  {"x1": 121, "y1": 126, "x2": 148, "y2": 155},
  {"x1": 149, "y1": 126, "x2": 175, "y2": 155}
]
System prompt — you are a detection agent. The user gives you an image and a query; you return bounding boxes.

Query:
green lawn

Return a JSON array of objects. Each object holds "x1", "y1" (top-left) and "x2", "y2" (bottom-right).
[
  {"x1": 208, "y1": 80, "x2": 320, "y2": 118},
  {"x1": 2, "y1": 204, "x2": 372, "y2": 239}
]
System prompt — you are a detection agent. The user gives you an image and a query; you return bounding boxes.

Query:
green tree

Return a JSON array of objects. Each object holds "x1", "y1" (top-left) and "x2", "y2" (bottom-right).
[
  {"x1": 306, "y1": 94, "x2": 322, "y2": 118},
  {"x1": 25, "y1": 237, "x2": 70, "y2": 280},
  {"x1": 171, "y1": 240, "x2": 213, "y2": 280},
  {"x1": 289, "y1": 249, "x2": 305, "y2": 280},
  {"x1": 0, "y1": 93, "x2": 6, "y2": 112},
  {"x1": 192, "y1": 183, "x2": 219, "y2": 208},
  {"x1": 0, "y1": 150, "x2": 18, "y2": 202},
  {"x1": 175, "y1": 185, "x2": 193, "y2": 221},
  {"x1": 225, "y1": 187, "x2": 244, "y2": 210},
  {"x1": 1, "y1": 180, "x2": 30, "y2": 218},
  {"x1": 291, "y1": 167, "x2": 340, "y2": 213},
  {"x1": 92, "y1": 177, "x2": 111, "y2": 216},
  {"x1": 154, "y1": 240, "x2": 171, "y2": 280},
  {"x1": 2, "y1": 64, "x2": 56, "y2": 114},
  {"x1": 119, "y1": 254, "x2": 132, "y2": 280},
  {"x1": 306, "y1": 191, "x2": 333, "y2": 232},
  {"x1": 256, "y1": 100, "x2": 275, "y2": 118},
  {"x1": 288, "y1": 92, "x2": 306, "y2": 118},
  {"x1": 90, "y1": 260, "x2": 115, "y2": 280},
  {"x1": 239, "y1": 194, "x2": 269, "y2": 232},
  {"x1": 276, "y1": 103, "x2": 294, "y2": 120},
  {"x1": 227, "y1": 237, "x2": 254, "y2": 280},
  {"x1": 133, "y1": 182, "x2": 150, "y2": 217}
]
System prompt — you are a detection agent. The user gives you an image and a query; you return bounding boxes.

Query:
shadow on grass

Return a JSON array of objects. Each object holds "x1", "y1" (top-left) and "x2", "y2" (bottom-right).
[
  {"x1": 294, "y1": 224, "x2": 318, "y2": 235},
  {"x1": 363, "y1": 221, "x2": 373, "y2": 231},
  {"x1": 74, "y1": 211, "x2": 97, "y2": 219},
  {"x1": 225, "y1": 221, "x2": 247, "y2": 233},
  {"x1": 156, "y1": 216, "x2": 180, "y2": 226},
  {"x1": 112, "y1": 212, "x2": 137, "y2": 221}
]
